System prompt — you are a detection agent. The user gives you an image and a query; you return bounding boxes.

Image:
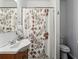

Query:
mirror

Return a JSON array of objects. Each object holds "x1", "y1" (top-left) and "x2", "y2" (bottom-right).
[
  {"x1": 0, "y1": 0, "x2": 17, "y2": 32},
  {"x1": 0, "y1": 0, "x2": 23, "y2": 36}
]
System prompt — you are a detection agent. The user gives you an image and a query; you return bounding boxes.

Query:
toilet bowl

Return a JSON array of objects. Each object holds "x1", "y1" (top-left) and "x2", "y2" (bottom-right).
[{"x1": 60, "y1": 44, "x2": 70, "y2": 59}]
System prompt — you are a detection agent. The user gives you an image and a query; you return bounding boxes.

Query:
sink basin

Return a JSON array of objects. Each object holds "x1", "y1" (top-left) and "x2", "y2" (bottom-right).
[
  {"x1": 0, "y1": 39, "x2": 30, "y2": 54},
  {"x1": 10, "y1": 41, "x2": 20, "y2": 48},
  {"x1": 0, "y1": 32, "x2": 18, "y2": 48}
]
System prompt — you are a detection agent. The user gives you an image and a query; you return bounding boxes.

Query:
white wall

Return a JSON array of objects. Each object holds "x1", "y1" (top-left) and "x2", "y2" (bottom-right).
[
  {"x1": 0, "y1": 0, "x2": 16, "y2": 7},
  {"x1": 60, "y1": 0, "x2": 67, "y2": 37},
  {"x1": 66, "y1": 0, "x2": 78, "y2": 59},
  {"x1": 60, "y1": 0, "x2": 78, "y2": 59}
]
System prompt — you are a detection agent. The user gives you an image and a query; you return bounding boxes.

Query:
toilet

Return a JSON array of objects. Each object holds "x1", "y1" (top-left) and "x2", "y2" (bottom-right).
[{"x1": 60, "y1": 38, "x2": 70, "y2": 59}]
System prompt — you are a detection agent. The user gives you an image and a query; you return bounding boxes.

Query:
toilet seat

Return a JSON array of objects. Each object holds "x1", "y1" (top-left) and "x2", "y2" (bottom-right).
[{"x1": 60, "y1": 44, "x2": 70, "y2": 53}]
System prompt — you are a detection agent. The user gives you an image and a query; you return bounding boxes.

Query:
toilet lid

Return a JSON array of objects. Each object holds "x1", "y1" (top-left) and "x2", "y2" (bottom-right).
[{"x1": 60, "y1": 44, "x2": 70, "y2": 52}]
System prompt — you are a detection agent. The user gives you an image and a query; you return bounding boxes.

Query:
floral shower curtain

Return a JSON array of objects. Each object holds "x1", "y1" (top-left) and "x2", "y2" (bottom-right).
[{"x1": 23, "y1": 8, "x2": 49, "y2": 58}]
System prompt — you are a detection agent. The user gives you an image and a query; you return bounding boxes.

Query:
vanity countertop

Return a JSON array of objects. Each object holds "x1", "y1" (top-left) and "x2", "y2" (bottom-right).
[{"x1": 0, "y1": 39, "x2": 30, "y2": 54}]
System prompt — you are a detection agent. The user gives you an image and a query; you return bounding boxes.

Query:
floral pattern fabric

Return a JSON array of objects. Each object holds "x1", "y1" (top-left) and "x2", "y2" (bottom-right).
[
  {"x1": 23, "y1": 8, "x2": 49, "y2": 58},
  {"x1": 0, "y1": 8, "x2": 17, "y2": 32}
]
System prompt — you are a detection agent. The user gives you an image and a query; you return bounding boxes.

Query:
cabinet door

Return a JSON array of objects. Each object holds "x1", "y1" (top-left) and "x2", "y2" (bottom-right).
[
  {"x1": 16, "y1": 51, "x2": 28, "y2": 59},
  {"x1": 0, "y1": 54, "x2": 15, "y2": 59}
]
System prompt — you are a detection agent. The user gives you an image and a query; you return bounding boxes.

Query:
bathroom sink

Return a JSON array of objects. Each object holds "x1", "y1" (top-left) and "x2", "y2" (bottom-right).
[
  {"x1": 10, "y1": 41, "x2": 20, "y2": 48},
  {"x1": 0, "y1": 32, "x2": 18, "y2": 48},
  {"x1": 0, "y1": 39, "x2": 30, "y2": 54},
  {"x1": 10, "y1": 39, "x2": 30, "y2": 49}
]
